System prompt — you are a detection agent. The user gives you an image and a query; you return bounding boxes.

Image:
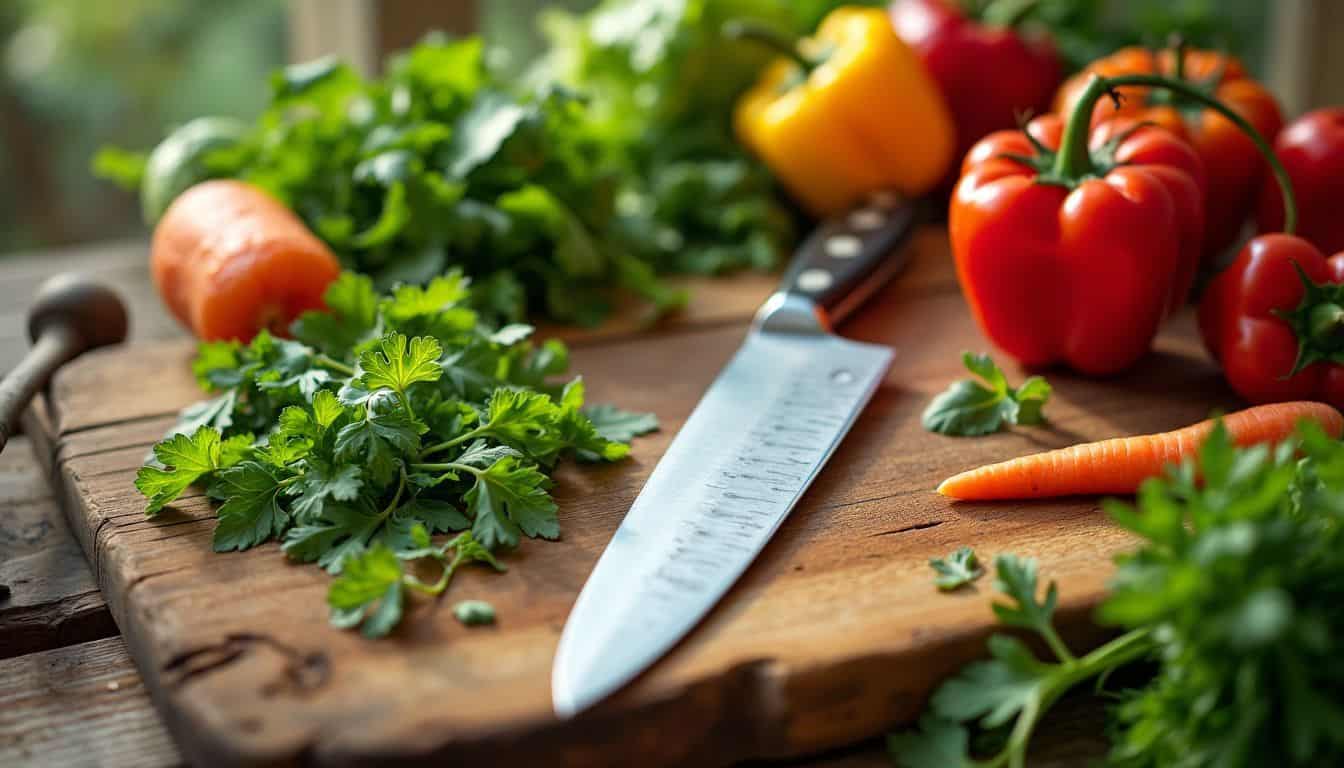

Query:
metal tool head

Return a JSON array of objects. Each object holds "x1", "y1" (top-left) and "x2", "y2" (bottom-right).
[{"x1": 552, "y1": 293, "x2": 893, "y2": 716}]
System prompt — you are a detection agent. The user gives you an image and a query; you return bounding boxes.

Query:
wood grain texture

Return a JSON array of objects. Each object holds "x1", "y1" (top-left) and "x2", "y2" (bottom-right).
[
  {"x1": 0, "y1": 636, "x2": 182, "y2": 768},
  {"x1": 0, "y1": 435, "x2": 115, "y2": 659},
  {"x1": 23, "y1": 229, "x2": 1239, "y2": 767}
]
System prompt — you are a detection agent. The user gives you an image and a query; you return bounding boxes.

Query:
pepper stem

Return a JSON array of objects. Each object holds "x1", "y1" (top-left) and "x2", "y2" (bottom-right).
[
  {"x1": 1309, "y1": 303, "x2": 1344, "y2": 349},
  {"x1": 722, "y1": 21, "x2": 815, "y2": 75},
  {"x1": 1052, "y1": 73, "x2": 1298, "y2": 235},
  {"x1": 1051, "y1": 76, "x2": 1111, "y2": 180},
  {"x1": 1169, "y1": 34, "x2": 1187, "y2": 81}
]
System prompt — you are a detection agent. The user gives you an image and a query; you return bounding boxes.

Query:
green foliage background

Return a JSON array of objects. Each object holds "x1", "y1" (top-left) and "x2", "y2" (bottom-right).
[{"x1": 0, "y1": 0, "x2": 1267, "y2": 256}]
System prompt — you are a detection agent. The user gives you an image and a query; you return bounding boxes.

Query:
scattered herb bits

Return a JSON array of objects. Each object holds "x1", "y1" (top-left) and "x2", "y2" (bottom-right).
[
  {"x1": 135, "y1": 270, "x2": 657, "y2": 638},
  {"x1": 928, "y1": 546, "x2": 984, "y2": 592},
  {"x1": 453, "y1": 600, "x2": 496, "y2": 626}
]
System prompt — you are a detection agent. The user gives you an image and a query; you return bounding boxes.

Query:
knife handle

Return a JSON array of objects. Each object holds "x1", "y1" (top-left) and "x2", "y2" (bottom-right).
[{"x1": 777, "y1": 191, "x2": 922, "y2": 326}]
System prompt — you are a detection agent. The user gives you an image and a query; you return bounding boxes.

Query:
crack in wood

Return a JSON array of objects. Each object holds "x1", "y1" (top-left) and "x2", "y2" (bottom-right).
[
  {"x1": 162, "y1": 633, "x2": 330, "y2": 697},
  {"x1": 0, "y1": 590, "x2": 118, "y2": 660},
  {"x1": 869, "y1": 520, "x2": 945, "y2": 537},
  {"x1": 90, "y1": 517, "x2": 113, "y2": 588},
  {"x1": 123, "y1": 565, "x2": 196, "y2": 597}
]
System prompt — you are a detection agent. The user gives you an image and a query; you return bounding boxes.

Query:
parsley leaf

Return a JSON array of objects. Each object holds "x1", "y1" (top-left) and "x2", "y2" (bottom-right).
[
  {"x1": 465, "y1": 456, "x2": 557, "y2": 549},
  {"x1": 990, "y1": 554, "x2": 1060, "y2": 639},
  {"x1": 282, "y1": 498, "x2": 386, "y2": 572},
  {"x1": 327, "y1": 543, "x2": 405, "y2": 638},
  {"x1": 210, "y1": 461, "x2": 290, "y2": 552},
  {"x1": 922, "y1": 353, "x2": 1052, "y2": 437},
  {"x1": 357, "y1": 332, "x2": 443, "y2": 397},
  {"x1": 287, "y1": 459, "x2": 362, "y2": 521},
  {"x1": 333, "y1": 406, "x2": 420, "y2": 485},
  {"x1": 292, "y1": 272, "x2": 379, "y2": 356},
  {"x1": 135, "y1": 426, "x2": 235, "y2": 515},
  {"x1": 583, "y1": 403, "x2": 660, "y2": 443},
  {"x1": 887, "y1": 715, "x2": 971, "y2": 768},
  {"x1": 929, "y1": 546, "x2": 984, "y2": 592},
  {"x1": 929, "y1": 634, "x2": 1054, "y2": 728}
]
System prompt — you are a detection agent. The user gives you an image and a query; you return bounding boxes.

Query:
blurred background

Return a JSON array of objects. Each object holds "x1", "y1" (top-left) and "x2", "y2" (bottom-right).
[{"x1": 0, "y1": 0, "x2": 1336, "y2": 258}]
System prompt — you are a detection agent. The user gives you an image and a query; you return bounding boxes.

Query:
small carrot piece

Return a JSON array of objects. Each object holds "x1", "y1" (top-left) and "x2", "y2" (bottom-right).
[
  {"x1": 151, "y1": 180, "x2": 341, "y2": 342},
  {"x1": 937, "y1": 401, "x2": 1344, "y2": 500}
]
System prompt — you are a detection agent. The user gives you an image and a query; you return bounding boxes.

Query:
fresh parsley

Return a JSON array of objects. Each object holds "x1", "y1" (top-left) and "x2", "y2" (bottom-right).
[
  {"x1": 94, "y1": 17, "x2": 827, "y2": 325},
  {"x1": 929, "y1": 546, "x2": 984, "y2": 592},
  {"x1": 138, "y1": 271, "x2": 656, "y2": 638},
  {"x1": 890, "y1": 421, "x2": 1344, "y2": 767},
  {"x1": 922, "y1": 353, "x2": 1051, "y2": 437}
]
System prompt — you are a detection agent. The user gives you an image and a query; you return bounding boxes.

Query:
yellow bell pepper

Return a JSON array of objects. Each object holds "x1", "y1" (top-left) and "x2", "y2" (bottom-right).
[{"x1": 732, "y1": 7, "x2": 955, "y2": 217}]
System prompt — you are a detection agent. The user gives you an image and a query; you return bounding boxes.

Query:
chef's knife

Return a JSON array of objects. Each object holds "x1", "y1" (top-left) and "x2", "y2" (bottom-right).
[{"x1": 552, "y1": 192, "x2": 920, "y2": 717}]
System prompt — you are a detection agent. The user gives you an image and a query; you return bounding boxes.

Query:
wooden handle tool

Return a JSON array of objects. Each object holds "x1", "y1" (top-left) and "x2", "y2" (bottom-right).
[{"x1": 0, "y1": 274, "x2": 128, "y2": 455}]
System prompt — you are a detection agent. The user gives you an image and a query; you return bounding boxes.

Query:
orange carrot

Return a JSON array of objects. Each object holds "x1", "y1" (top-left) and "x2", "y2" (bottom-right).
[
  {"x1": 151, "y1": 180, "x2": 341, "y2": 342},
  {"x1": 937, "y1": 401, "x2": 1344, "y2": 501}
]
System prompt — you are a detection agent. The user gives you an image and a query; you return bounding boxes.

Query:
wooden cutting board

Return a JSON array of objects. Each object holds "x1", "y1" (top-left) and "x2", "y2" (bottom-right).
[{"x1": 22, "y1": 229, "x2": 1240, "y2": 767}]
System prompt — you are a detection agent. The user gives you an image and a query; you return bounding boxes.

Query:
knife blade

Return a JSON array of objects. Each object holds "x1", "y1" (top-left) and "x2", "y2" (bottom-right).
[{"x1": 552, "y1": 192, "x2": 921, "y2": 717}]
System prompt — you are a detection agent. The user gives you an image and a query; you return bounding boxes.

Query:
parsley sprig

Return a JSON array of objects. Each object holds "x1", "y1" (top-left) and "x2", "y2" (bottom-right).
[
  {"x1": 922, "y1": 353, "x2": 1051, "y2": 437},
  {"x1": 892, "y1": 421, "x2": 1344, "y2": 767},
  {"x1": 136, "y1": 270, "x2": 657, "y2": 637}
]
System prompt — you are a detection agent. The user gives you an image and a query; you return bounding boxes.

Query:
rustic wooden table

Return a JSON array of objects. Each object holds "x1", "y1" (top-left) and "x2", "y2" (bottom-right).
[{"x1": 0, "y1": 240, "x2": 1106, "y2": 767}]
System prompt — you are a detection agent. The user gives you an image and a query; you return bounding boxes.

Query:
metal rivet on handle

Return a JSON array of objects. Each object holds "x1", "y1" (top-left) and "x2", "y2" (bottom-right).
[
  {"x1": 847, "y1": 208, "x2": 885, "y2": 231},
  {"x1": 825, "y1": 234, "x2": 863, "y2": 259},
  {"x1": 796, "y1": 268, "x2": 833, "y2": 293}
]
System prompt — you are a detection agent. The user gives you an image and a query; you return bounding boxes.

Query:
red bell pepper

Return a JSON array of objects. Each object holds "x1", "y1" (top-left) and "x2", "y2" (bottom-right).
[
  {"x1": 951, "y1": 75, "x2": 1209, "y2": 375},
  {"x1": 1258, "y1": 108, "x2": 1344, "y2": 256},
  {"x1": 952, "y1": 71, "x2": 1291, "y2": 375},
  {"x1": 891, "y1": 0, "x2": 1061, "y2": 187},
  {"x1": 1055, "y1": 45, "x2": 1283, "y2": 262}
]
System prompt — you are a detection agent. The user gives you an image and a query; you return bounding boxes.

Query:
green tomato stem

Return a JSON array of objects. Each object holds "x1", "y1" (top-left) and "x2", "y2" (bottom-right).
[
  {"x1": 1054, "y1": 73, "x2": 1297, "y2": 234},
  {"x1": 1170, "y1": 35, "x2": 1187, "y2": 81},
  {"x1": 1309, "y1": 303, "x2": 1344, "y2": 349}
]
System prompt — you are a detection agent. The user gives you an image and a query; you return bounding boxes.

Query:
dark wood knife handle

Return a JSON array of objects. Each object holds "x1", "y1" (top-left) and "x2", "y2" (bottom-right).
[
  {"x1": 0, "y1": 275, "x2": 128, "y2": 455},
  {"x1": 777, "y1": 190, "x2": 922, "y2": 326}
]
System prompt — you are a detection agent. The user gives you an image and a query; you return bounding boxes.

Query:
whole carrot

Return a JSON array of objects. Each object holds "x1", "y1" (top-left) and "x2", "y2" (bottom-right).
[
  {"x1": 938, "y1": 401, "x2": 1344, "y2": 500},
  {"x1": 151, "y1": 180, "x2": 340, "y2": 342}
]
